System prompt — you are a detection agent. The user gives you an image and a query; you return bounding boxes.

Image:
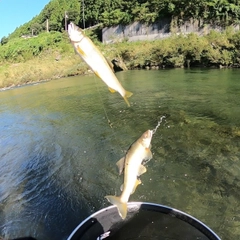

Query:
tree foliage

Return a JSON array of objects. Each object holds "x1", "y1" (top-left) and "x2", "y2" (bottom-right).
[
  {"x1": 114, "y1": 30, "x2": 240, "y2": 68},
  {"x1": 1, "y1": 0, "x2": 239, "y2": 43},
  {"x1": 0, "y1": 31, "x2": 68, "y2": 62},
  {"x1": 1, "y1": 36, "x2": 8, "y2": 45},
  {"x1": 0, "y1": 0, "x2": 240, "y2": 68}
]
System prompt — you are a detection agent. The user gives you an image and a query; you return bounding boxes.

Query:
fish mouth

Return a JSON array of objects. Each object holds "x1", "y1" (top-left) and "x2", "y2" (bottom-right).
[
  {"x1": 68, "y1": 23, "x2": 73, "y2": 36},
  {"x1": 69, "y1": 22, "x2": 74, "y2": 29},
  {"x1": 141, "y1": 130, "x2": 153, "y2": 148},
  {"x1": 68, "y1": 22, "x2": 77, "y2": 34},
  {"x1": 142, "y1": 130, "x2": 152, "y2": 139},
  {"x1": 147, "y1": 130, "x2": 153, "y2": 139},
  {"x1": 68, "y1": 22, "x2": 82, "y2": 42}
]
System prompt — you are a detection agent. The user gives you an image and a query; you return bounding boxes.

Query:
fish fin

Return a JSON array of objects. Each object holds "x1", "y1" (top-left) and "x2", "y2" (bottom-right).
[
  {"x1": 116, "y1": 157, "x2": 125, "y2": 175},
  {"x1": 105, "y1": 195, "x2": 127, "y2": 219},
  {"x1": 108, "y1": 87, "x2": 116, "y2": 93},
  {"x1": 131, "y1": 179, "x2": 141, "y2": 194},
  {"x1": 123, "y1": 91, "x2": 133, "y2": 107},
  {"x1": 76, "y1": 46, "x2": 86, "y2": 57},
  {"x1": 120, "y1": 184, "x2": 123, "y2": 191},
  {"x1": 138, "y1": 165, "x2": 147, "y2": 176},
  {"x1": 143, "y1": 149, "x2": 153, "y2": 161}
]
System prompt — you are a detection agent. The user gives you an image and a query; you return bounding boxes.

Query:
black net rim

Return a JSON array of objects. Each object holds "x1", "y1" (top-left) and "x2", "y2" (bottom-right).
[{"x1": 68, "y1": 202, "x2": 221, "y2": 240}]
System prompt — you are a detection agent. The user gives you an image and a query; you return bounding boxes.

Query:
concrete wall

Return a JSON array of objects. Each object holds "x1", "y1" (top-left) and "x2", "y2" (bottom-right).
[{"x1": 102, "y1": 19, "x2": 240, "y2": 43}]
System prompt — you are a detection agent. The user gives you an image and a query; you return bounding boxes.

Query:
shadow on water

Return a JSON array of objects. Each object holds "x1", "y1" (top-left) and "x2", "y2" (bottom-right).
[{"x1": 0, "y1": 139, "x2": 92, "y2": 240}]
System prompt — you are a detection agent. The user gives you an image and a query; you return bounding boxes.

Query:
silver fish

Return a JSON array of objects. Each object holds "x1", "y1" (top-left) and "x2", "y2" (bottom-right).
[
  {"x1": 68, "y1": 22, "x2": 133, "y2": 107},
  {"x1": 105, "y1": 130, "x2": 153, "y2": 219}
]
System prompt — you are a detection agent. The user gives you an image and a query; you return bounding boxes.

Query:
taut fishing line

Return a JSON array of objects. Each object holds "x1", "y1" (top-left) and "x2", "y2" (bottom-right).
[
  {"x1": 93, "y1": 74, "x2": 124, "y2": 194},
  {"x1": 93, "y1": 75, "x2": 113, "y2": 129},
  {"x1": 142, "y1": 116, "x2": 166, "y2": 166},
  {"x1": 93, "y1": 75, "x2": 166, "y2": 196},
  {"x1": 152, "y1": 116, "x2": 166, "y2": 135}
]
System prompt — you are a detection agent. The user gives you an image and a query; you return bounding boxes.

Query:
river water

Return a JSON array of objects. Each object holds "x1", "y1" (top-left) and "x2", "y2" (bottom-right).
[{"x1": 0, "y1": 69, "x2": 239, "y2": 240}]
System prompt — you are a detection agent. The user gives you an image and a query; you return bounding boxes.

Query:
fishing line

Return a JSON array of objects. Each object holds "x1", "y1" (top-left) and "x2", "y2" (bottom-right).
[
  {"x1": 152, "y1": 115, "x2": 166, "y2": 135},
  {"x1": 93, "y1": 75, "x2": 113, "y2": 129},
  {"x1": 92, "y1": 75, "x2": 166, "y2": 196},
  {"x1": 92, "y1": 73, "x2": 126, "y2": 153},
  {"x1": 92, "y1": 74, "x2": 126, "y2": 195},
  {"x1": 142, "y1": 116, "x2": 166, "y2": 167}
]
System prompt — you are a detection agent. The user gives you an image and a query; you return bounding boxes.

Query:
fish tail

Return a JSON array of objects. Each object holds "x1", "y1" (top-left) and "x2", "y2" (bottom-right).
[
  {"x1": 123, "y1": 91, "x2": 133, "y2": 107},
  {"x1": 105, "y1": 195, "x2": 127, "y2": 219}
]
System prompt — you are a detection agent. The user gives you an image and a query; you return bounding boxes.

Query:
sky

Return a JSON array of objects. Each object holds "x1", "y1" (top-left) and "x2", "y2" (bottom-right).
[{"x1": 0, "y1": 0, "x2": 51, "y2": 39}]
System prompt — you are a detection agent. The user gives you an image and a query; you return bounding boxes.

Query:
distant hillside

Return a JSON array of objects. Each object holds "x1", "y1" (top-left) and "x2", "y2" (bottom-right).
[
  {"x1": 1, "y1": 0, "x2": 240, "y2": 45},
  {"x1": 5, "y1": 0, "x2": 80, "y2": 40}
]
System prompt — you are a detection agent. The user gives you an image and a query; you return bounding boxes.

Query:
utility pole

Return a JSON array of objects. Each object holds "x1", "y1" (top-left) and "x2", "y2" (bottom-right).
[
  {"x1": 65, "y1": 11, "x2": 68, "y2": 31},
  {"x1": 82, "y1": 0, "x2": 85, "y2": 29},
  {"x1": 46, "y1": 19, "x2": 49, "y2": 32}
]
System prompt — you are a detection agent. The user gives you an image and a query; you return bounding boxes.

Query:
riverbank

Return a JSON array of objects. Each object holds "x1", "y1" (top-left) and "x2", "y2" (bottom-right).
[
  {"x1": 0, "y1": 30, "x2": 240, "y2": 90},
  {"x1": 0, "y1": 52, "x2": 86, "y2": 90}
]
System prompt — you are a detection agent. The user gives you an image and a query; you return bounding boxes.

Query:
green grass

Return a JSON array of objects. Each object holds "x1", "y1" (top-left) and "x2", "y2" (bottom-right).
[{"x1": 0, "y1": 29, "x2": 240, "y2": 89}]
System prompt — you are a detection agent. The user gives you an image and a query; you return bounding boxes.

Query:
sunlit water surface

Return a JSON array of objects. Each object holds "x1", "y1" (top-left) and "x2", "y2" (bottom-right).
[{"x1": 0, "y1": 69, "x2": 239, "y2": 239}]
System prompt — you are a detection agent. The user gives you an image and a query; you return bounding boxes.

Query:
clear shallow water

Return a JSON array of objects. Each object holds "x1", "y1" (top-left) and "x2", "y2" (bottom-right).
[{"x1": 0, "y1": 69, "x2": 239, "y2": 239}]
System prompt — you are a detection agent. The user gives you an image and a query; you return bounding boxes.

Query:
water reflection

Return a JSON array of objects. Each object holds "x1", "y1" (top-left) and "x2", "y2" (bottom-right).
[{"x1": 0, "y1": 69, "x2": 239, "y2": 239}]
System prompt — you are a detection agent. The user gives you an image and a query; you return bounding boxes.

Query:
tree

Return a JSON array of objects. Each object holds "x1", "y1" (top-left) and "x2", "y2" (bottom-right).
[
  {"x1": 1, "y1": 36, "x2": 8, "y2": 45},
  {"x1": 4, "y1": 0, "x2": 240, "y2": 41}
]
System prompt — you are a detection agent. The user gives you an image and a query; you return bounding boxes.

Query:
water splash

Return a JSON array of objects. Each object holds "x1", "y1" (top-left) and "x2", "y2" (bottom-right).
[{"x1": 152, "y1": 116, "x2": 166, "y2": 135}]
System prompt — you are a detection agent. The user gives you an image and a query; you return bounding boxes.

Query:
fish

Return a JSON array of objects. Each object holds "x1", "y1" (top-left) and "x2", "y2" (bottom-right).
[
  {"x1": 105, "y1": 130, "x2": 153, "y2": 219},
  {"x1": 67, "y1": 22, "x2": 133, "y2": 107}
]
